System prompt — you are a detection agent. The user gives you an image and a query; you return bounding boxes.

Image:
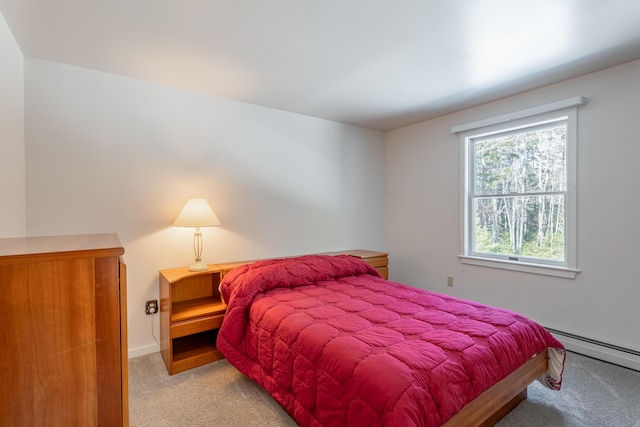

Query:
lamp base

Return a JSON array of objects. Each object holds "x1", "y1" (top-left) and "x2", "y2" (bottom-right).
[{"x1": 188, "y1": 262, "x2": 209, "y2": 272}]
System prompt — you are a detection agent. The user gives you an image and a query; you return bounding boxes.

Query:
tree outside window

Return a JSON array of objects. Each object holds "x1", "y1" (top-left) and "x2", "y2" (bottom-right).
[{"x1": 471, "y1": 120, "x2": 567, "y2": 263}]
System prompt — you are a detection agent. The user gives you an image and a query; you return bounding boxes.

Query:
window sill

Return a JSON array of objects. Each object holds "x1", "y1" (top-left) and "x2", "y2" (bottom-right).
[{"x1": 458, "y1": 255, "x2": 580, "y2": 279}]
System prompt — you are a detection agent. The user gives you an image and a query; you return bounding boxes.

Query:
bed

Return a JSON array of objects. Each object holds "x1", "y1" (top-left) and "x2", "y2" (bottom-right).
[{"x1": 217, "y1": 254, "x2": 565, "y2": 426}]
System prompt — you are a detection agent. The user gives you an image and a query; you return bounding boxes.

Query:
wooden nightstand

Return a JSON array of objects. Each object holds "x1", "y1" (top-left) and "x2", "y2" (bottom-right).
[
  {"x1": 320, "y1": 249, "x2": 389, "y2": 279},
  {"x1": 159, "y1": 266, "x2": 227, "y2": 375}
]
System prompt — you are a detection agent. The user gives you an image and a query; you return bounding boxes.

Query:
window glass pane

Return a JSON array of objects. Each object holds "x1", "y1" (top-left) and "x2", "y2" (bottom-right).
[
  {"x1": 473, "y1": 194, "x2": 565, "y2": 261},
  {"x1": 473, "y1": 122, "x2": 567, "y2": 195}
]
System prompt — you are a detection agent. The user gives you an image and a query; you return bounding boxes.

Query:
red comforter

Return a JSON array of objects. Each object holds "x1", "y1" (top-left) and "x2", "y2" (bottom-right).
[{"x1": 217, "y1": 255, "x2": 564, "y2": 426}]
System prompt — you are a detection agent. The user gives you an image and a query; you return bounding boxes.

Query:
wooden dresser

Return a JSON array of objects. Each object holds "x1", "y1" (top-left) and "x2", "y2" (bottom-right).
[{"x1": 0, "y1": 233, "x2": 128, "y2": 426}]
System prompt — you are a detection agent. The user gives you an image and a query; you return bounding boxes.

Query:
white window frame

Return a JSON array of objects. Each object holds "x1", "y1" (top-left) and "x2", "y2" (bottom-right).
[{"x1": 452, "y1": 97, "x2": 586, "y2": 279}]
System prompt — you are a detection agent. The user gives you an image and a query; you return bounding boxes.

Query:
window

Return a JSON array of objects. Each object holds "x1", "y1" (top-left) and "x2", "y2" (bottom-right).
[{"x1": 453, "y1": 97, "x2": 585, "y2": 278}]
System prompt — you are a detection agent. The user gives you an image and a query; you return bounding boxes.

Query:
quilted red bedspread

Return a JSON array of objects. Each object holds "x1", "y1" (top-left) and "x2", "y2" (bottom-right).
[{"x1": 217, "y1": 255, "x2": 564, "y2": 426}]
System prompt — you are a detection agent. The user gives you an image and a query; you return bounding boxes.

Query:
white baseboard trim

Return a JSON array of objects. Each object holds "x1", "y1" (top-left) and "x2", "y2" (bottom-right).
[
  {"x1": 547, "y1": 328, "x2": 640, "y2": 372},
  {"x1": 128, "y1": 343, "x2": 160, "y2": 359}
]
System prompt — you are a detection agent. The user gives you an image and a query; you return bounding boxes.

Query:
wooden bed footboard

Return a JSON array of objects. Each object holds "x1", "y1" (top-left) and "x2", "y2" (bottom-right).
[{"x1": 444, "y1": 349, "x2": 549, "y2": 426}]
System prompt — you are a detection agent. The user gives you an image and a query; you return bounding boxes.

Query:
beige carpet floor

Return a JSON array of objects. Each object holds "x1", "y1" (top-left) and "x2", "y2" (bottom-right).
[{"x1": 129, "y1": 351, "x2": 640, "y2": 426}]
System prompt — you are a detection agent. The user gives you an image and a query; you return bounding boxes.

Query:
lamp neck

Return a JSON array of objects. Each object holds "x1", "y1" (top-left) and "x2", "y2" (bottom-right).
[{"x1": 193, "y1": 227, "x2": 203, "y2": 262}]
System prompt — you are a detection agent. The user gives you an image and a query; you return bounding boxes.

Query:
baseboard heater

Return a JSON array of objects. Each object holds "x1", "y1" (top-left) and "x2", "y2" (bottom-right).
[{"x1": 546, "y1": 327, "x2": 640, "y2": 372}]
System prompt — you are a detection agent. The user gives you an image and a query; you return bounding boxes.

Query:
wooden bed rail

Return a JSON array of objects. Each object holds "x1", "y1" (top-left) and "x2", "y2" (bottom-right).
[{"x1": 444, "y1": 349, "x2": 549, "y2": 426}]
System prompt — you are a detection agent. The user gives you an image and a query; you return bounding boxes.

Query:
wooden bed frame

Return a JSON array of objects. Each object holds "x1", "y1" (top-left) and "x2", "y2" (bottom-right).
[
  {"x1": 444, "y1": 349, "x2": 549, "y2": 426},
  {"x1": 218, "y1": 250, "x2": 551, "y2": 426}
]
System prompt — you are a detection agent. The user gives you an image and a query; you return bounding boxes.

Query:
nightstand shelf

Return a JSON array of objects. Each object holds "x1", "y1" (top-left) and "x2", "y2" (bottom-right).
[
  {"x1": 172, "y1": 298, "x2": 226, "y2": 322},
  {"x1": 171, "y1": 331, "x2": 223, "y2": 373},
  {"x1": 160, "y1": 266, "x2": 227, "y2": 375}
]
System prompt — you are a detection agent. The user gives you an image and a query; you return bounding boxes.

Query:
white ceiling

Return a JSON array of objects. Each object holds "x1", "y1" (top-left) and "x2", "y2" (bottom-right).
[{"x1": 2, "y1": 0, "x2": 640, "y2": 131}]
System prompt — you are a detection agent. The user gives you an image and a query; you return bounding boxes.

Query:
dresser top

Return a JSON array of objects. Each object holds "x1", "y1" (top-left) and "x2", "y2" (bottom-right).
[{"x1": 0, "y1": 233, "x2": 124, "y2": 261}]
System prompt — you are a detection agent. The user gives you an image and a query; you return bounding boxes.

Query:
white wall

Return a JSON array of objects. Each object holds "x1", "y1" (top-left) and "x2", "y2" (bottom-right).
[
  {"x1": 24, "y1": 58, "x2": 385, "y2": 357},
  {"x1": 0, "y1": 10, "x2": 25, "y2": 237},
  {"x1": 385, "y1": 59, "x2": 640, "y2": 353}
]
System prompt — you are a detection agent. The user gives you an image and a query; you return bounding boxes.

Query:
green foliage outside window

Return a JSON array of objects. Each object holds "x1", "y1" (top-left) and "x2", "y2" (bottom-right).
[{"x1": 471, "y1": 121, "x2": 567, "y2": 262}]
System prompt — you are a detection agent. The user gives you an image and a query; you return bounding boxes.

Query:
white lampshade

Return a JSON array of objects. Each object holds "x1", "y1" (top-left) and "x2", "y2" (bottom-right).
[
  {"x1": 173, "y1": 199, "x2": 221, "y2": 227},
  {"x1": 173, "y1": 199, "x2": 221, "y2": 272}
]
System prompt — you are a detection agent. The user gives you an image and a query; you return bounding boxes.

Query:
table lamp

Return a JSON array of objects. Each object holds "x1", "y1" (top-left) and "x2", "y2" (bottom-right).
[{"x1": 173, "y1": 198, "x2": 221, "y2": 271}]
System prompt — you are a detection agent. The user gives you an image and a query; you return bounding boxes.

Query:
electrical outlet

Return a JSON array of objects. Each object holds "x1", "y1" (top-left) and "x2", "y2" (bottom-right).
[
  {"x1": 447, "y1": 276, "x2": 454, "y2": 287},
  {"x1": 145, "y1": 300, "x2": 158, "y2": 315}
]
